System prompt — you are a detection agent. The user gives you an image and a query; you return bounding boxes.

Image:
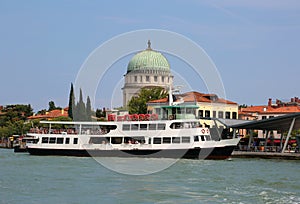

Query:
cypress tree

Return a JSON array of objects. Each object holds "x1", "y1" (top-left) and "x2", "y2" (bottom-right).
[
  {"x1": 68, "y1": 83, "x2": 75, "y2": 119},
  {"x1": 86, "y1": 96, "x2": 92, "y2": 121},
  {"x1": 76, "y1": 88, "x2": 86, "y2": 121}
]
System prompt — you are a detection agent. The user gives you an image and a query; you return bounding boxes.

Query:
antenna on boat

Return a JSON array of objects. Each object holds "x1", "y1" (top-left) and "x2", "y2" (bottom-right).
[{"x1": 169, "y1": 84, "x2": 173, "y2": 106}]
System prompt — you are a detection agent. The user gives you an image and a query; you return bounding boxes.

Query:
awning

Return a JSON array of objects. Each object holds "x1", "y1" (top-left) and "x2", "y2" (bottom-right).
[{"x1": 229, "y1": 112, "x2": 300, "y2": 131}]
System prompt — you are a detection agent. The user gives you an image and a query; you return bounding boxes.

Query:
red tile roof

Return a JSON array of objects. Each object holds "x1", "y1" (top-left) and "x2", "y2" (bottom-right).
[
  {"x1": 240, "y1": 105, "x2": 300, "y2": 114},
  {"x1": 148, "y1": 91, "x2": 237, "y2": 105},
  {"x1": 28, "y1": 108, "x2": 69, "y2": 119}
]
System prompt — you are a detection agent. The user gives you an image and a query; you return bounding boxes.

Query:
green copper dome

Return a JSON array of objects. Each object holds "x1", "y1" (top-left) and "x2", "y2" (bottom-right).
[{"x1": 127, "y1": 41, "x2": 170, "y2": 73}]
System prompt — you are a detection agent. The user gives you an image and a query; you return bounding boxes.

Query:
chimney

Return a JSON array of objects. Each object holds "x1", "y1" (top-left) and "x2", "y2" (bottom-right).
[
  {"x1": 291, "y1": 98, "x2": 294, "y2": 103},
  {"x1": 61, "y1": 108, "x2": 64, "y2": 115},
  {"x1": 268, "y1": 98, "x2": 272, "y2": 107}
]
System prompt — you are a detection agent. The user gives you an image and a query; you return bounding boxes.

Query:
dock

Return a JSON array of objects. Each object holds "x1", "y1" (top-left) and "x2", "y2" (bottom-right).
[{"x1": 232, "y1": 151, "x2": 300, "y2": 160}]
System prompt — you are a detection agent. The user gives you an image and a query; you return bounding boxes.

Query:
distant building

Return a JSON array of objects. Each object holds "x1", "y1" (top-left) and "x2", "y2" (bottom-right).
[
  {"x1": 28, "y1": 108, "x2": 69, "y2": 120},
  {"x1": 122, "y1": 40, "x2": 173, "y2": 107},
  {"x1": 239, "y1": 97, "x2": 300, "y2": 138}
]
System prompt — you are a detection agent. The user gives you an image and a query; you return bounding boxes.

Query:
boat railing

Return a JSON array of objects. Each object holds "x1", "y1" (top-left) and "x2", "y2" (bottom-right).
[{"x1": 29, "y1": 127, "x2": 108, "y2": 135}]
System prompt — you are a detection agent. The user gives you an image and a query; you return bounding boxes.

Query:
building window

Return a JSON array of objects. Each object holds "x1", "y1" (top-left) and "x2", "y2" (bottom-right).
[
  {"x1": 134, "y1": 76, "x2": 137, "y2": 82},
  {"x1": 205, "y1": 110, "x2": 210, "y2": 118},
  {"x1": 262, "y1": 116, "x2": 267, "y2": 120},
  {"x1": 154, "y1": 76, "x2": 158, "y2": 82},
  {"x1": 146, "y1": 75, "x2": 150, "y2": 82},
  {"x1": 162, "y1": 76, "x2": 164, "y2": 82},
  {"x1": 232, "y1": 112, "x2": 237, "y2": 119},
  {"x1": 155, "y1": 108, "x2": 161, "y2": 115},
  {"x1": 225, "y1": 111, "x2": 230, "y2": 119},
  {"x1": 213, "y1": 111, "x2": 216, "y2": 118},
  {"x1": 140, "y1": 76, "x2": 142, "y2": 82},
  {"x1": 218, "y1": 111, "x2": 224, "y2": 118},
  {"x1": 198, "y1": 110, "x2": 203, "y2": 118}
]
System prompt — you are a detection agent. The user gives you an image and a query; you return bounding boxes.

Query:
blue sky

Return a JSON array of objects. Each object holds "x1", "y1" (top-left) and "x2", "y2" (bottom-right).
[{"x1": 0, "y1": 0, "x2": 300, "y2": 112}]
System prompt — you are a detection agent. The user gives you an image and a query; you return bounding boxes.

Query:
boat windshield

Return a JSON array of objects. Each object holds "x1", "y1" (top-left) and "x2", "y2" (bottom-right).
[{"x1": 170, "y1": 121, "x2": 201, "y2": 129}]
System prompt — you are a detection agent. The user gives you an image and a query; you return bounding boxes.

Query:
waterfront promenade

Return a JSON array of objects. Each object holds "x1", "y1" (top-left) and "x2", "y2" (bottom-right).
[{"x1": 232, "y1": 151, "x2": 300, "y2": 160}]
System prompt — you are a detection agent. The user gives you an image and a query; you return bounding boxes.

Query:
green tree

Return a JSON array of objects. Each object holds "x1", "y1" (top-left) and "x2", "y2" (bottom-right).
[
  {"x1": 75, "y1": 88, "x2": 86, "y2": 121},
  {"x1": 128, "y1": 87, "x2": 168, "y2": 114},
  {"x1": 48, "y1": 101, "x2": 56, "y2": 111},
  {"x1": 86, "y1": 96, "x2": 92, "y2": 121},
  {"x1": 68, "y1": 83, "x2": 75, "y2": 119},
  {"x1": 96, "y1": 108, "x2": 106, "y2": 118}
]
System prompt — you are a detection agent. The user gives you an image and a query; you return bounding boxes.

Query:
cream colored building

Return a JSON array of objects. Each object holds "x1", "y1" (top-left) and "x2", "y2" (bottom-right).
[{"x1": 147, "y1": 91, "x2": 239, "y2": 126}]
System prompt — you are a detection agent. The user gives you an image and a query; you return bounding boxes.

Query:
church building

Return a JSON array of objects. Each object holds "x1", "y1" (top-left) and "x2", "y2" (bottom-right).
[{"x1": 122, "y1": 41, "x2": 173, "y2": 107}]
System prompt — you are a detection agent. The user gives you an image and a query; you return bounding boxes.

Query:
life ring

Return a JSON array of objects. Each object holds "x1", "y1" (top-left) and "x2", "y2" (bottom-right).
[{"x1": 201, "y1": 129, "x2": 205, "y2": 134}]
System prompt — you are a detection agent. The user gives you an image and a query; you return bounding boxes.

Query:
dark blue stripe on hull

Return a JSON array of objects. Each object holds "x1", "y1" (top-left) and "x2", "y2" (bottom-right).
[{"x1": 27, "y1": 146, "x2": 236, "y2": 160}]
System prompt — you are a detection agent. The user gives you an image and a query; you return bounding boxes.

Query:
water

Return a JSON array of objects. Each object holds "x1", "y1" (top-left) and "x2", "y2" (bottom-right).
[{"x1": 1, "y1": 149, "x2": 300, "y2": 204}]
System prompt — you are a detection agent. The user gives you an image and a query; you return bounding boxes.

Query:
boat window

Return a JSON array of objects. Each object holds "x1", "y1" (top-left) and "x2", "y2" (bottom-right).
[
  {"x1": 140, "y1": 124, "x2": 147, "y2": 130},
  {"x1": 149, "y1": 124, "x2": 157, "y2": 130},
  {"x1": 201, "y1": 136, "x2": 205, "y2": 141},
  {"x1": 205, "y1": 135, "x2": 211, "y2": 141},
  {"x1": 131, "y1": 124, "x2": 139, "y2": 131},
  {"x1": 73, "y1": 138, "x2": 78, "y2": 144},
  {"x1": 42, "y1": 137, "x2": 49, "y2": 143},
  {"x1": 157, "y1": 124, "x2": 166, "y2": 130},
  {"x1": 133, "y1": 137, "x2": 145, "y2": 144},
  {"x1": 191, "y1": 122, "x2": 200, "y2": 128},
  {"x1": 163, "y1": 137, "x2": 171, "y2": 144},
  {"x1": 57, "y1": 138, "x2": 64, "y2": 144},
  {"x1": 122, "y1": 124, "x2": 130, "y2": 131},
  {"x1": 194, "y1": 136, "x2": 199, "y2": 142},
  {"x1": 49, "y1": 137, "x2": 56, "y2": 144},
  {"x1": 65, "y1": 138, "x2": 70, "y2": 144},
  {"x1": 89, "y1": 137, "x2": 104, "y2": 144},
  {"x1": 182, "y1": 137, "x2": 190, "y2": 143},
  {"x1": 111, "y1": 137, "x2": 122, "y2": 144},
  {"x1": 183, "y1": 122, "x2": 191, "y2": 129},
  {"x1": 170, "y1": 122, "x2": 181, "y2": 129},
  {"x1": 172, "y1": 137, "x2": 180, "y2": 143},
  {"x1": 153, "y1": 137, "x2": 161, "y2": 144}
]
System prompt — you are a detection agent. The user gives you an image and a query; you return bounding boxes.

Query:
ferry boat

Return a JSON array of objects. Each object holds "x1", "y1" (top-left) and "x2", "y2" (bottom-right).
[{"x1": 26, "y1": 118, "x2": 240, "y2": 159}]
